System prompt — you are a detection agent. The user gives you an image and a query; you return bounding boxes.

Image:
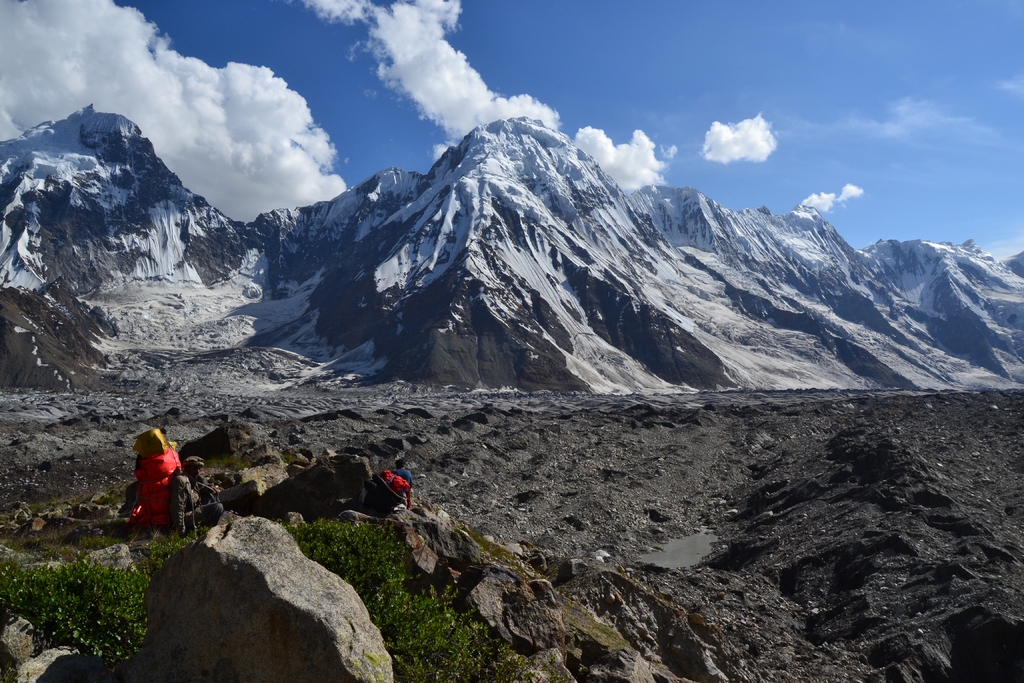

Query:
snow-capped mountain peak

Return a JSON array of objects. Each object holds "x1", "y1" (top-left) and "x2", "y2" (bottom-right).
[
  {"x1": 246, "y1": 117, "x2": 1024, "y2": 392},
  {"x1": 5, "y1": 105, "x2": 138, "y2": 155},
  {"x1": 1, "y1": 107, "x2": 261, "y2": 293}
]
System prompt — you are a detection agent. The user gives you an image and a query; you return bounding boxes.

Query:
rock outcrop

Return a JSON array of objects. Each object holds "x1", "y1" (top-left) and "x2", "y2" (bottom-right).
[
  {"x1": 178, "y1": 422, "x2": 257, "y2": 462},
  {"x1": 116, "y1": 517, "x2": 392, "y2": 683},
  {"x1": 455, "y1": 564, "x2": 565, "y2": 656},
  {"x1": 219, "y1": 462, "x2": 289, "y2": 515},
  {"x1": 252, "y1": 453, "x2": 371, "y2": 521},
  {"x1": 585, "y1": 648, "x2": 658, "y2": 683},
  {"x1": 393, "y1": 508, "x2": 482, "y2": 570},
  {"x1": 0, "y1": 611, "x2": 43, "y2": 669},
  {"x1": 558, "y1": 565, "x2": 737, "y2": 683}
]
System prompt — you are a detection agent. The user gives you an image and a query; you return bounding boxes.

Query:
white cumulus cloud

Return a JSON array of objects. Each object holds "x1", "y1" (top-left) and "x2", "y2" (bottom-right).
[
  {"x1": 701, "y1": 114, "x2": 777, "y2": 163},
  {"x1": 301, "y1": 0, "x2": 673, "y2": 191},
  {"x1": 801, "y1": 183, "x2": 864, "y2": 213},
  {"x1": 0, "y1": 0, "x2": 346, "y2": 220},
  {"x1": 365, "y1": 0, "x2": 560, "y2": 137},
  {"x1": 296, "y1": 0, "x2": 372, "y2": 23},
  {"x1": 574, "y1": 128, "x2": 673, "y2": 190}
]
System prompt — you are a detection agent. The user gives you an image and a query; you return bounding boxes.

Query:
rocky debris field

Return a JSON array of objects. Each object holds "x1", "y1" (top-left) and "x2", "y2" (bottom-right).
[{"x1": 0, "y1": 387, "x2": 1022, "y2": 682}]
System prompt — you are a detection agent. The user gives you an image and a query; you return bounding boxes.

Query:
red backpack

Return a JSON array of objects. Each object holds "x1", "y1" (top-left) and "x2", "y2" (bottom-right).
[{"x1": 380, "y1": 470, "x2": 411, "y2": 496}]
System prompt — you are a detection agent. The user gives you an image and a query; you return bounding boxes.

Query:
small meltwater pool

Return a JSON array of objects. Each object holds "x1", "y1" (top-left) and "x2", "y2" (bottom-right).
[{"x1": 639, "y1": 532, "x2": 718, "y2": 569}]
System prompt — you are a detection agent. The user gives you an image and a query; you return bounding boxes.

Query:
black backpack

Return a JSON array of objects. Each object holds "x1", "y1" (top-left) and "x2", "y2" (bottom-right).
[{"x1": 360, "y1": 474, "x2": 405, "y2": 514}]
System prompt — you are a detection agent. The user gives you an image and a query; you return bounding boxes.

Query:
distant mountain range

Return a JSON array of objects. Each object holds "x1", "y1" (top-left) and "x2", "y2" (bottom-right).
[{"x1": 4, "y1": 107, "x2": 1024, "y2": 393}]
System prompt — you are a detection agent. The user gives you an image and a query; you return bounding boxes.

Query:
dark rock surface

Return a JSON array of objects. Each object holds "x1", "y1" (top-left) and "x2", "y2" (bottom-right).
[
  {"x1": 251, "y1": 452, "x2": 371, "y2": 522},
  {"x1": 0, "y1": 283, "x2": 106, "y2": 390},
  {"x1": 0, "y1": 388, "x2": 1022, "y2": 681},
  {"x1": 178, "y1": 421, "x2": 257, "y2": 462}
]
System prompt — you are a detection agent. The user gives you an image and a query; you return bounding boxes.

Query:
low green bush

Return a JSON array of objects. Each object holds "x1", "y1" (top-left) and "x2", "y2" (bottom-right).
[
  {"x1": 0, "y1": 560, "x2": 148, "y2": 665},
  {"x1": 0, "y1": 527, "x2": 206, "y2": 667},
  {"x1": 288, "y1": 519, "x2": 531, "y2": 683}
]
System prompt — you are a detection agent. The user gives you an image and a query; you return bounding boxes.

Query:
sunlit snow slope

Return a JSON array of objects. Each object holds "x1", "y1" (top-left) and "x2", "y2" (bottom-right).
[{"x1": 253, "y1": 119, "x2": 1024, "y2": 391}]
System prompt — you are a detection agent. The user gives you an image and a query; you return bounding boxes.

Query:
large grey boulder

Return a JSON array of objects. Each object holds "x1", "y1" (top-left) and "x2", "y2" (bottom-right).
[
  {"x1": 455, "y1": 564, "x2": 565, "y2": 656},
  {"x1": 86, "y1": 543, "x2": 133, "y2": 570},
  {"x1": 116, "y1": 517, "x2": 392, "y2": 683},
  {"x1": 586, "y1": 649, "x2": 657, "y2": 683},
  {"x1": 178, "y1": 422, "x2": 256, "y2": 462},
  {"x1": 218, "y1": 479, "x2": 265, "y2": 514},
  {"x1": 16, "y1": 646, "x2": 118, "y2": 683},
  {"x1": 253, "y1": 454, "x2": 371, "y2": 521},
  {"x1": 219, "y1": 463, "x2": 289, "y2": 515},
  {"x1": 0, "y1": 612, "x2": 42, "y2": 667}
]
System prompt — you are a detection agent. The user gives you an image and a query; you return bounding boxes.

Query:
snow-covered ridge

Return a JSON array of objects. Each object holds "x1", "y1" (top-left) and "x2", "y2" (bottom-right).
[
  {"x1": 0, "y1": 106, "x2": 141, "y2": 191},
  {"x1": 1, "y1": 107, "x2": 255, "y2": 294},
  {"x1": 859, "y1": 239, "x2": 1024, "y2": 308}
]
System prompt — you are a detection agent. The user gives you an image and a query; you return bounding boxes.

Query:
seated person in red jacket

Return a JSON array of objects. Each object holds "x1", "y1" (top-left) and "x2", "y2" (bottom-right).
[{"x1": 127, "y1": 428, "x2": 181, "y2": 530}]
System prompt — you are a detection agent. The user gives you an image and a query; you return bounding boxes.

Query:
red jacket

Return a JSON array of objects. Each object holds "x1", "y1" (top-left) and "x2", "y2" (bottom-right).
[{"x1": 128, "y1": 447, "x2": 181, "y2": 529}]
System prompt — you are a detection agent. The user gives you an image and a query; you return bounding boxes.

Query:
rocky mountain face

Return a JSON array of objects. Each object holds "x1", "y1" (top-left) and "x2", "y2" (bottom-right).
[
  {"x1": 254, "y1": 118, "x2": 1024, "y2": 392},
  {"x1": 0, "y1": 107, "x2": 274, "y2": 388},
  {"x1": 0, "y1": 105, "x2": 267, "y2": 294},
  {"x1": 0, "y1": 282, "x2": 109, "y2": 391},
  {"x1": 4, "y1": 109, "x2": 1024, "y2": 392},
  {"x1": 257, "y1": 119, "x2": 734, "y2": 391},
  {"x1": 860, "y1": 238, "x2": 1024, "y2": 378}
]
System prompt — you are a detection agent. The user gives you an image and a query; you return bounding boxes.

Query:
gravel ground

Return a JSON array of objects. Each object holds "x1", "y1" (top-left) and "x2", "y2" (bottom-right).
[{"x1": 1, "y1": 387, "x2": 1022, "y2": 681}]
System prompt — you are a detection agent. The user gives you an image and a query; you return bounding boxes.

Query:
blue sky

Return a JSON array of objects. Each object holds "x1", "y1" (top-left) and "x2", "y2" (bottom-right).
[{"x1": 1, "y1": 0, "x2": 1023, "y2": 255}]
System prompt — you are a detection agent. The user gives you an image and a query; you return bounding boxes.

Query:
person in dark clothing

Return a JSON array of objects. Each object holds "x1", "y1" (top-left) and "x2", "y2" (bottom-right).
[
  {"x1": 169, "y1": 456, "x2": 224, "y2": 535},
  {"x1": 338, "y1": 458, "x2": 415, "y2": 516},
  {"x1": 391, "y1": 458, "x2": 413, "y2": 508}
]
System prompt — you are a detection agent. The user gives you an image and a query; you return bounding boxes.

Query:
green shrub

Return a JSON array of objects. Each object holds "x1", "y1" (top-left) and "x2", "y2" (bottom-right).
[
  {"x1": 0, "y1": 527, "x2": 206, "y2": 667},
  {"x1": 289, "y1": 520, "x2": 531, "y2": 683},
  {"x1": 0, "y1": 560, "x2": 148, "y2": 665}
]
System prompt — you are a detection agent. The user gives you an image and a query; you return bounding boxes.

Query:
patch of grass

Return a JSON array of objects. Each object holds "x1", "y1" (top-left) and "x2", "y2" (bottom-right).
[
  {"x1": 70, "y1": 525, "x2": 129, "y2": 552},
  {"x1": 202, "y1": 456, "x2": 248, "y2": 471},
  {"x1": 463, "y1": 526, "x2": 526, "y2": 571},
  {"x1": 0, "y1": 519, "x2": 133, "y2": 558},
  {"x1": 91, "y1": 483, "x2": 130, "y2": 507},
  {"x1": 289, "y1": 519, "x2": 532, "y2": 683},
  {"x1": 142, "y1": 526, "x2": 207, "y2": 578}
]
